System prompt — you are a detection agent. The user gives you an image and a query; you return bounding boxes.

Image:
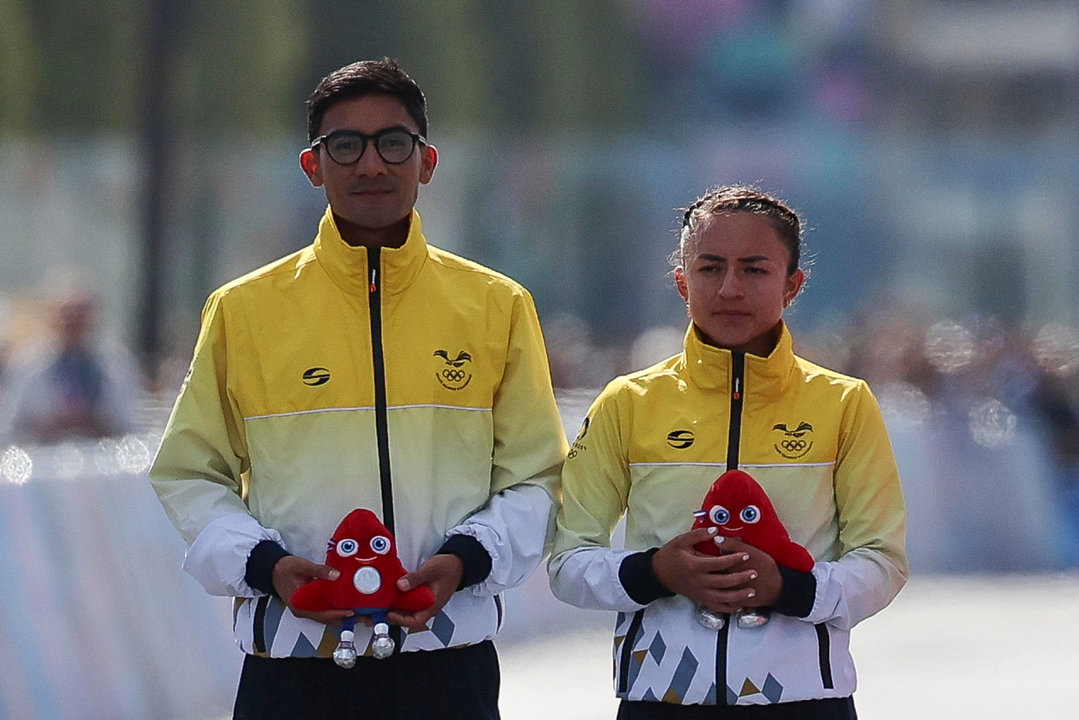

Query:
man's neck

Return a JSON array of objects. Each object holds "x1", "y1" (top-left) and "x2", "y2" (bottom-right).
[{"x1": 335, "y1": 213, "x2": 411, "y2": 249}]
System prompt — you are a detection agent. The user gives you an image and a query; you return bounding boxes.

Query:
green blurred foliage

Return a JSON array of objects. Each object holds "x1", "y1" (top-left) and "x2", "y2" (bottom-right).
[{"x1": 0, "y1": 0, "x2": 644, "y2": 137}]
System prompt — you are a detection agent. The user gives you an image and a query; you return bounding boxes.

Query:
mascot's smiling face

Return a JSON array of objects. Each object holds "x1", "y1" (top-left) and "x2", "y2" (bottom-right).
[
  {"x1": 691, "y1": 469, "x2": 814, "y2": 572},
  {"x1": 326, "y1": 510, "x2": 397, "y2": 595}
]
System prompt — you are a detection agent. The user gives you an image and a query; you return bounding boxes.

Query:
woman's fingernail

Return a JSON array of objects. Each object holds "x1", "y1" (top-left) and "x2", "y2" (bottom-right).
[
  {"x1": 708, "y1": 527, "x2": 718, "y2": 535},
  {"x1": 747, "y1": 590, "x2": 756, "y2": 598},
  {"x1": 742, "y1": 554, "x2": 750, "y2": 561}
]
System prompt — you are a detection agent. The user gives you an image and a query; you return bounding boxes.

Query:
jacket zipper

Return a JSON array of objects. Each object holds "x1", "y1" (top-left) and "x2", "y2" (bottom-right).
[
  {"x1": 715, "y1": 350, "x2": 746, "y2": 705},
  {"x1": 368, "y1": 247, "x2": 401, "y2": 653},
  {"x1": 368, "y1": 247, "x2": 395, "y2": 533}
]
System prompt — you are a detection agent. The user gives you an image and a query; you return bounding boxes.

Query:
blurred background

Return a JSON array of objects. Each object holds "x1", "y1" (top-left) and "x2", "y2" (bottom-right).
[{"x1": 1, "y1": 1, "x2": 1078, "y2": 718}]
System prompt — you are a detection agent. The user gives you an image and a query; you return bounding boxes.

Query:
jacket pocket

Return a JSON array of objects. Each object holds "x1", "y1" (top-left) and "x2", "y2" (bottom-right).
[
  {"x1": 252, "y1": 595, "x2": 271, "y2": 656},
  {"x1": 814, "y1": 623, "x2": 834, "y2": 689}
]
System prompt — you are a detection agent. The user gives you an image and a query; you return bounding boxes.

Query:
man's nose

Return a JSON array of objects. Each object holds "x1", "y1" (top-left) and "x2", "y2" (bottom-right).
[{"x1": 352, "y1": 144, "x2": 388, "y2": 175}]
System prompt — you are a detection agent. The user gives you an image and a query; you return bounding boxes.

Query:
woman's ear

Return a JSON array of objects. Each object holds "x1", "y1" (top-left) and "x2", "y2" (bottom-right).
[
  {"x1": 674, "y1": 266, "x2": 689, "y2": 302},
  {"x1": 784, "y1": 269, "x2": 806, "y2": 307},
  {"x1": 299, "y1": 148, "x2": 322, "y2": 187}
]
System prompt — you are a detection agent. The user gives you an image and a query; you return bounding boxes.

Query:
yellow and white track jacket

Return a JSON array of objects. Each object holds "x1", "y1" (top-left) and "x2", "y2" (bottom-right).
[
  {"x1": 151, "y1": 208, "x2": 567, "y2": 658},
  {"x1": 549, "y1": 324, "x2": 907, "y2": 707}
]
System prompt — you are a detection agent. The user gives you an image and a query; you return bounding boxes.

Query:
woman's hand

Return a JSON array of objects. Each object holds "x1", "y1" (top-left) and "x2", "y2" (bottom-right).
[
  {"x1": 651, "y1": 528, "x2": 761, "y2": 614},
  {"x1": 712, "y1": 536, "x2": 782, "y2": 609}
]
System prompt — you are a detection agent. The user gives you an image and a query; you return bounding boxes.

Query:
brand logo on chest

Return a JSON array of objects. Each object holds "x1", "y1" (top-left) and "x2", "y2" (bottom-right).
[
  {"x1": 302, "y1": 367, "x2": 331, "y2": 386},
  {"x1": 666, "y1": 430, "x2": 695, "y2": 449}
]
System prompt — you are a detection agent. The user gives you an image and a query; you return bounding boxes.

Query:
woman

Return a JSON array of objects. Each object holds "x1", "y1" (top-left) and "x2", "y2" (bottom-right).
[{"x1": 549, "y1": 186, "x2": 908, "y2": 719}]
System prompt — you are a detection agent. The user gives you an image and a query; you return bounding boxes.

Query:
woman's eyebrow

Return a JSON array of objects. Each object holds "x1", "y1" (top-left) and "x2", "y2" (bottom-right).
[{"x1": 696, "y1": 253, "x2": 771, "y2": 263}]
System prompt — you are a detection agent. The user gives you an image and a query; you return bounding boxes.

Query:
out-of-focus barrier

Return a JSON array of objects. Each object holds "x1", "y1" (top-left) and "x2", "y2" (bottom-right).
[
  {"x1": 0, "y1": 438, "x2": 240, "y2": 720},
  {"x1": 1, "y1": 390, "x2": 1076, "y2": 719}
]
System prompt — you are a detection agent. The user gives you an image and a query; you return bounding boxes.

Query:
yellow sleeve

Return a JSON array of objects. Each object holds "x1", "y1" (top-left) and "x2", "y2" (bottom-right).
[{"x1": 149, "y1": 290, "x2": 252, "y2": 545}]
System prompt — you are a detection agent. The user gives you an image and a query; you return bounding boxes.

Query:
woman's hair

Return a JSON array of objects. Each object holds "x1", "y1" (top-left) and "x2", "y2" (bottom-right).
[{"x1": 673, "y1": 185, "x2": 805, "y2": 276}]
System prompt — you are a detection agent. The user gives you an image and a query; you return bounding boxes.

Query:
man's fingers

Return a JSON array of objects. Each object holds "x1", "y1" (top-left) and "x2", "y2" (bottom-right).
[
  {"x1": 396, "y1": 570, "x2": 423, "y2": 592},
  {"x1": 386, "y1": 609, "x2": 432, "y2": 631},
  {"x1": 315, "y1": 563, "x2": 341, "y2": 581}
]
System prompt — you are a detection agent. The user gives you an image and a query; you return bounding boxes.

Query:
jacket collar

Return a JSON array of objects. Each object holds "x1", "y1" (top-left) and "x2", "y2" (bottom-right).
[
  {"x1": 312, "y1": 206, "x2": 429, "y2": 296},
  {"x1": 681, "y1": 321, "x2": 795, "y2": 394}
]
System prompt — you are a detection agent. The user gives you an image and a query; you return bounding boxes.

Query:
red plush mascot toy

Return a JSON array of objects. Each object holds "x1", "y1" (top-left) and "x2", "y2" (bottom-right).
[
  {"x1": 690, "y1": 469, "x2": 813, "y2": 630},
  {"x1": 290, "y1": 508, "x2": 435, "y2": 667}
]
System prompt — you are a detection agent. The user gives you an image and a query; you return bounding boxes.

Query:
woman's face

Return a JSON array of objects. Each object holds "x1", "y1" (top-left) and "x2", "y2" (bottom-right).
[{"x1": 675, "y1": 212, "x2": 804, "y2": 357}]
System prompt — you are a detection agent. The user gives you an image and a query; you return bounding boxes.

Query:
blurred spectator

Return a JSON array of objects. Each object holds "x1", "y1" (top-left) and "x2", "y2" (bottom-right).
[{"x1": 0, "y1": 275, "x2": 142, "y2": 445}]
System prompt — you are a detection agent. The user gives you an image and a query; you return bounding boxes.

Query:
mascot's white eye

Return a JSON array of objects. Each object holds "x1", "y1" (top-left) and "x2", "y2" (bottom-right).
[
  {"x1": 370, "y1": 535, "x2": 391, "y2": 555},
  {"x1": 740, "y1": 505, "x2": 761, "y2": 524},
  {"x1": 337, "y1": 538, "x2": 359, "y2": 557},
  {"x1": 709, "y1": 505, "x2": 730, "y2": 525}
]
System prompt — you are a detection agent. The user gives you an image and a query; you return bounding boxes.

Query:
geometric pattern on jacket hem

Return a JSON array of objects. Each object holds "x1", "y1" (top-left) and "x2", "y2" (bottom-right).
[{"x1": 614, "y1": 612, "x2": 786, "y2": 705}]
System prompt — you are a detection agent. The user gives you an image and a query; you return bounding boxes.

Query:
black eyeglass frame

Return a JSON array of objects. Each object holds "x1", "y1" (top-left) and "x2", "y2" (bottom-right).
[{"x1": 310, "y1": 127, "x2": 427, "y2": 165}]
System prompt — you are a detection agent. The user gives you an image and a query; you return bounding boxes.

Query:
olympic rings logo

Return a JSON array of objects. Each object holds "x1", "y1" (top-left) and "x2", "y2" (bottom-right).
[
  {"x1": 773, "y1": 436, "x2": 813, "y2": 459},
  {"x1": 434, "y1": 351, "x2": 473, "y2": 391}
]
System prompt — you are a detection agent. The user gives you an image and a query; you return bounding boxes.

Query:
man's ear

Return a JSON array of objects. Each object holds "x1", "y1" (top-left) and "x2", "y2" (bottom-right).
[
  {"x1": 299, "y1": 148, "x2": 322, "y2": 187},
  {"x1": 419, "y1": 144, "x2": 438, "y2": 185}
]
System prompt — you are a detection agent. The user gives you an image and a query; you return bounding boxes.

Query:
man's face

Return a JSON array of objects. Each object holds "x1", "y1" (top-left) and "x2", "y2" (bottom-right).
[{"x1": 300, "y1": 94, "x2": 436, "y2": 242}]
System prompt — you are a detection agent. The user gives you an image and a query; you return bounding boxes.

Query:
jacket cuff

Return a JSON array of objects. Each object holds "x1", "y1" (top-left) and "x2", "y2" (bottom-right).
[
  {"x1": 619, "y1": 548, "x2": 676, "y2": 605},
  {"x1": 774, "y1": 564, "x2": 816, "y2": 617},
  {"x1": 245, "y1": 540, "x2": 292, "y2": 598},
  {"x1": 438, "y1": 534, "x2": 492, "y2": 590}
]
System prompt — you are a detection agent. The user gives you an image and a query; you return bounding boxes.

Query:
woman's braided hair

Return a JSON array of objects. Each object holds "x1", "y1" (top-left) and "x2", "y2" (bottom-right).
[{"x1": 675, "y1": 185, "x2": 805, "y2": 276}]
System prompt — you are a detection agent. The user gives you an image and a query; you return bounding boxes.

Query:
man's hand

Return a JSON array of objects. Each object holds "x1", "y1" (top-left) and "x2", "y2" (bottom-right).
[
  {"x1": 651, "y1": 528, "x2": 761, "y2": 614},
  {"x1": 386, "y1": 554, "x2": 465, "y2": 631},
  {"x1": 272, "y1": 555, "x2": 354, "y2": 626}
]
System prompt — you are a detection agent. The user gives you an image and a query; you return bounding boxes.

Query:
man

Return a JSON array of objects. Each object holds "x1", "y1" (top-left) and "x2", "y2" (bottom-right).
[
  {"x1": 0, "y1": 276, "x2": 140, "y2": 445},
  {"x1": 150, "y1": 58, "x2": 567, "y2": 719}
]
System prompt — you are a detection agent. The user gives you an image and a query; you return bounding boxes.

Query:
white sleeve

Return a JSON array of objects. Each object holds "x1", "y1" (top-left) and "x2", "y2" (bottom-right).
[
  {"x1": 548, "y1": 545, "x2": 647, "y2": 612},
  {"x1": 804, "y1": 547, "x2": 908, "y2": 630},
  {"x1": 448, "y1": 483, "x2": 555, "y2": 597},
  {"x1": 182, "y1": 512, "x2": 286, "y2": 597}
]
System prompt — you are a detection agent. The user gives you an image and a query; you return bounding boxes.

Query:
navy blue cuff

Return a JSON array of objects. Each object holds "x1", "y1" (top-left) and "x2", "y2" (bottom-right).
[
  {"x1": 773, "y1": 564, "x2": 816, "y2": 618},
  {"x1": 619, "y1": 548, "x2": 676, "y2": 605},
  {"x1": 437, "y1": 534, "x2": 492, "y2": 590},
  {"x1": 245, "y1": 540, "x2": 292, "y2": 598}
]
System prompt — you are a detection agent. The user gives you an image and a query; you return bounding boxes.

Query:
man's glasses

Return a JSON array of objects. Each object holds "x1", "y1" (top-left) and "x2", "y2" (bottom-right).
[{"x1": 310, "y1": 128, "x2": 426, "y2": 165}]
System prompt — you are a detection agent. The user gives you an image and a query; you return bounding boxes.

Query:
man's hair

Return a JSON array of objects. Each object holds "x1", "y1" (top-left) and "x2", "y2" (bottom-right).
[
  {"x1": 675, "y1": 185, "x2": 804, "y2": 275},
  {"x1": 306, "y1": 57, "x2": 428, "y2": 143}
]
